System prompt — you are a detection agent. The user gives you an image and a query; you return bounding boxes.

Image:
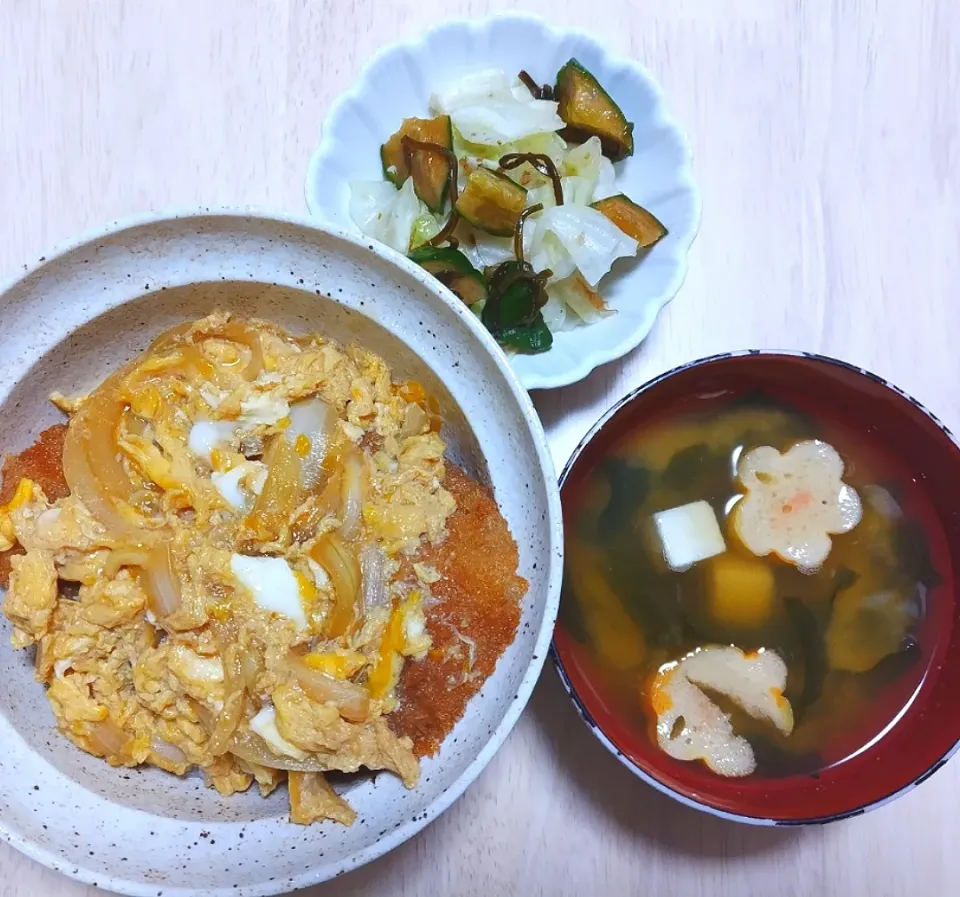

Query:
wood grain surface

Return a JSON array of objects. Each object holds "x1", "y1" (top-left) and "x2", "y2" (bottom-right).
[{"x1": 1, "y1": 1, "x2": 958, "y2": 895}]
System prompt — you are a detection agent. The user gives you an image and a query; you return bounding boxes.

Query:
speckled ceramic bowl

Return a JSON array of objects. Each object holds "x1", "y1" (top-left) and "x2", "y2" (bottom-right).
[{"x1": 0, "y1": 211, "x2": 563, "y2": 895}]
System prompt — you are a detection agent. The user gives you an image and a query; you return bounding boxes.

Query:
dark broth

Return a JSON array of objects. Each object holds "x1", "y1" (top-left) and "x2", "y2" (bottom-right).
[{"x1": 563, "y1": 394, "x2": 949, "y2": 779}]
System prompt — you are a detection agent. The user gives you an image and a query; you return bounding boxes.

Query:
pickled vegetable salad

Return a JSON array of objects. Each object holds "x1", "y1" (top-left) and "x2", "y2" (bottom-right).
[{"x1": 349, "y1": 61, "x2": 667, "y2": 353}]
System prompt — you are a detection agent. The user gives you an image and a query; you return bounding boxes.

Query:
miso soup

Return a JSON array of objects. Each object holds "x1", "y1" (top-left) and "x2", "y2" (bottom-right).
[{"x1": 562, "y1": 393, "x2": 950, "y2": 780}]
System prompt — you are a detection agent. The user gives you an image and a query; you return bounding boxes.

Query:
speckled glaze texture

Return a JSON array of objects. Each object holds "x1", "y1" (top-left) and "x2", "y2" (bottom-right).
[
  {"x1": 0, "y1": 211, "x2": 563, "y2": 895},
  {"x1": 305, "y1": 12, "x2": 701, "y2": 390}
]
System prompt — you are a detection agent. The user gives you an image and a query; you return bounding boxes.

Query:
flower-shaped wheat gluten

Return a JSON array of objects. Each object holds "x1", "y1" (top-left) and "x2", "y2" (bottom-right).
[{"x1": 732, "y1": 440, "x2": 863, "y2": 572}]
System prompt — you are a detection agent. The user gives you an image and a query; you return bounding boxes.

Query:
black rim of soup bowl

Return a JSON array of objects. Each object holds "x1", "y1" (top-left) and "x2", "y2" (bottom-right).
[{"x1": 550, "y1": 349, "x2": 960, "y2": 826}]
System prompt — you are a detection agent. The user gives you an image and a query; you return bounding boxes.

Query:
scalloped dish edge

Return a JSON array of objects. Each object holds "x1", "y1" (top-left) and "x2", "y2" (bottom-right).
[{"x1": 305, "y1": 12, "x2": 702, "y2": 390}]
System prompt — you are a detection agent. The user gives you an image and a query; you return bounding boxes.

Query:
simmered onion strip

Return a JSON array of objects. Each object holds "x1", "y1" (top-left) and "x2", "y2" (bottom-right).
[
  {"x1": 316, "y1": 466, "x2": 343, "y2": 516},
  {"x1": 340, "y1": 451, "x2": 368, "y2": 541},
  {"x1": 144, "y1": 319, "x2": 263, "y2": 386},
  {"x1": 80, "y1": 377, "x2": 139, "y2": 504},
  {"x1": 103, "y1": 547, "x2": 152, "y2": 578},
  {"x1": 87, "y1": 719, "x2": 131, "y2": 758},
  {"x1": 146, "y1": 321, "x2": 193, "y2": 353},
  {"x1": 400, "y1": 402, "x2": 429, "y2": 440},
  {"x1": 62, "y1": 424, "x2": 130, "y2": 536},
  {"x1": 229, "y1": 729, "x2": 329, "y2": 772},
  {"x1": 208, "y1": 690, "x2": 245, "y2": 756},
  {"x1": 360, "y1": 543, "x2": 388, "y2": 610},
  {"x1": 150, "y1": 735, "x2": 188, "y2": 765},
  {"x1": 309, "y1": 532, "x2": 360, "y2": 638},
  {"x1": 141, "y1": 543, "x2": 183, "y2": 618},
  {"x1": 245, "y1": 334, "x2": 264, "y2": 381},
  {"x1": 56, "y1": 550, "x2": 109, "y2": 586},
  {"x1": 287, "y1": 398, "x2": 335, "y2": 490},
  {"x1": 239, "y1": 644, "x2": 264, "y2": 693},
  {"x1": 288, "y1": 463, "x2": 344, "y2": 543},
  {"x1": 243, "y1": 435, "x2": 302, "y2": 543},
  {"x1": 183, "y1": 343, "x2": 220, "y2": 384},
  {"x1": 207, "y1": 644, "x2": 246, "y2": 756},
  {"x1": 63, "y1": 366, "x2": 155, "y2": 543},
  {"x1": 286, "y1": 652, "x2": 370, "y2": 722},
  {"x1": 213, "y1": 320, "x2": 264, "y2": 382}
]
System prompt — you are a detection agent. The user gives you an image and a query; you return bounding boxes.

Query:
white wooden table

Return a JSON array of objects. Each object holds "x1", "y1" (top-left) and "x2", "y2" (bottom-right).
[{"x1": 1, "y1": 1, "x2": 958, "y2": 894}]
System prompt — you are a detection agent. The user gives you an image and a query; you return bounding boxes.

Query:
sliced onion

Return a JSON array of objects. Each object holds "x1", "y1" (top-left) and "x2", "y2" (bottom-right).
[
  {"x1": 81, "y1": 378, "x2": 139, "y2": 504},
  {"x1": 360, "y1": 543, "x2": 388, "y2": 611},
  {"x1": 150, "y1": 735, "x2": 188, "y2": 765},
  {"x1": 141, "y1": 543, "x2": 183, "y2": 617},
  {"x1": 243, "y1": 435, "x2": 302, "y2": 542},
  {"x1": 214, "y1": 321, "x2": 264, "y2": 382},
  {"x1": 245, "y1": 335, "x2": 264, "y2": 381},
  {"x1": 239, "y1": 645, "x2": 263, "y2": 693},
  {"x1": 62, "y1": 428, "x2": 122, "y2": 528},
  {"x1": 88, "y1": 719, "x2": 131, "y2": 757},
  {"x1": 287, "y1": 398, "x2": 335, "y2": 489},
  {"x1": 290, "y1": 464, "x2": 344, "y2": 543},
  {"x1": 56, "y1": 550, "x2": 108, "y2": 585},
  {"x1": 309, "y1": 532, "x2": 360, "y2": 638},
  {"x1": 147, "y1": 319, "x2": 263, "y2": 384},
  {"x1": 229, "y1": 729, "x2": 328, "y2": 772},
  {"x1": 454, "y1": 627, "x2": 478, "y2": 673},
  {"x1": 103, "y1": 548, "x2": 152, "y2": 577},
  {"x1": 339, "y1": 451, "x2": 367, "y2": 541},
  {"x1": 176, "y1": 343, "x2": 218, "y2": 383},
  {"x1": 316, "y1": 467, "x2": 343, "y2": 516},
  {"x1": 62, "y1": 355, "x2": 165, "y2": 545},
  {"x1": 207, "y1": 690, "x2": 245, "y2": 756},
  {"x1": 400, "y1": 403, "x2": 429, "y2": 440},
  {"x1": 193, "y1": 700, "x2": 215, "y2": 733},
  {"x1": 286, "y1": 652, "x2": 370, "y2": 722},
  {"x1": 147, "y1": 321, "x2": 193, "y2": 353},
  {"x1": 63, "y1": 381, "x2": 153, "y2": 544},
  {"x1": 207, "y1": 645, "x2": 246, "y2": 756}
]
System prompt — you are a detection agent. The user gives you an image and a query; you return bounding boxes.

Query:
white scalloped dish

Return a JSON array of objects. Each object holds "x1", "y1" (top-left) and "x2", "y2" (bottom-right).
[{"x1": 305, "y1": 13, "x2": 701, "y2": 391}]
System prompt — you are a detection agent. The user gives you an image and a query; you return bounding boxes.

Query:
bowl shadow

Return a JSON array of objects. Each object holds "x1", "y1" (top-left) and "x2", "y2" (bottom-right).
[{"x1": 529, "y1": 664, "x2": 802, "y2": 860}]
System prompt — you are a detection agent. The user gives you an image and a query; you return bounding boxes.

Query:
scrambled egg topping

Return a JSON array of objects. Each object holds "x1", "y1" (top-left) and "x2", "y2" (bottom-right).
[{"x1": 1, "y1": 312, "x2": 458, "y2": 825}]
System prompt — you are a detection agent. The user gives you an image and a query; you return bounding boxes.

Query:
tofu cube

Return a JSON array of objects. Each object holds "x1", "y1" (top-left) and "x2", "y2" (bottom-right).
[{"x1": 653, "y1": 500, "x2": 726, "y2": 571}]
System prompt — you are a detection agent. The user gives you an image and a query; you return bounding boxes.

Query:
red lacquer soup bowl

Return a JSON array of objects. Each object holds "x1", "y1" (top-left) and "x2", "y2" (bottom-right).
[{"x1": 552, "y1": 351, "x2": 960, "y2": 825}]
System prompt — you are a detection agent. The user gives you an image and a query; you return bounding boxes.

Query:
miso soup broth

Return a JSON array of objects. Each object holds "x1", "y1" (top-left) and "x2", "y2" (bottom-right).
[{"x1": 562, "y1": 394, "x2": 951, "y2": 780}]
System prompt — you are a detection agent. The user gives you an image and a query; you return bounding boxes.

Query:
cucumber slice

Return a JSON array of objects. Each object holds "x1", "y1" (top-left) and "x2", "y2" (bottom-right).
[
  {"x1": 555, "y1": 59, "x2": 634, "y2": 161},
  {"x1": 499, "y1": 316, "x2": 553, "y2": 353},
  {"x1": 592, "y1": 194, "x2": 667, "y2": 248},
  {"x1": 455, "y1": 168, "x2": 527, "y2": 237},
  {"x1": 380, "y1": 116, "x2": 453, "y2": 210},
  {"x1": 409, "y1": 246, "x2": 488, "y2": 305}
]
